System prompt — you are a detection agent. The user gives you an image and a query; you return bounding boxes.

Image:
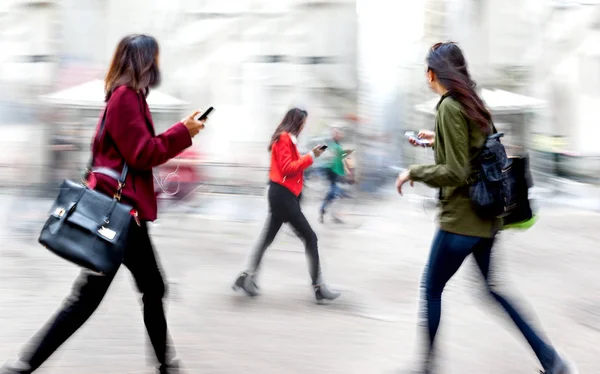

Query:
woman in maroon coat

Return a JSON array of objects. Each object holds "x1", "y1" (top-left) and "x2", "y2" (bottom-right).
[{"x1": 1, "y1": 35, "x2": 206, "y2": 374}]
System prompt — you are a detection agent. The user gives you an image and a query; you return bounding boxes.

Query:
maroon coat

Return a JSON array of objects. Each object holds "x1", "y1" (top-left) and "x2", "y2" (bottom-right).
[{"x1": 87, "y1": 85, "x2": 192, "y2": 221}]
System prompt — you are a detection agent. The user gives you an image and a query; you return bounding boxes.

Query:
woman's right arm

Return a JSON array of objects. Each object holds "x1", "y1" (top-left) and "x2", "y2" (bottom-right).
[
  {"x1": 408, "y1": 104, "x2": 470, "y2": 187},
  {"x1": 273, "y1": 133, "x2": 314, "y2": 176},
  {"x1": 106, "y1": 88, "x2": 193, "y2": 170}
]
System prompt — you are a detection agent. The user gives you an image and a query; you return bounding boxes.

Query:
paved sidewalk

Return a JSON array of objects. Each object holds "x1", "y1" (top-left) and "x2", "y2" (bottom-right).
[{"x1": 0, "y1": 193, "x2": 598, "y2": 373}]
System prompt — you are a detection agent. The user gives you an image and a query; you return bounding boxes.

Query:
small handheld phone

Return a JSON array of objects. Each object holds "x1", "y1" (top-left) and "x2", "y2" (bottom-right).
[
  {"x1": 317, "y1": 144, "x2": 328, "y2": 151},
  {"x1": 405, "y1": 131, "x2": 431, "y2": 147},
  {"x1": 196, "y1": 107, "x2": 214, "y2": 121}
]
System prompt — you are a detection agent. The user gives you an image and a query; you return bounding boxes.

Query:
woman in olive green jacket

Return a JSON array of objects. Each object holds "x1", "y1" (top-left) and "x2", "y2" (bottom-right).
[{"x1": 396, "y1": 43, "x2": 575, "y2": 374}]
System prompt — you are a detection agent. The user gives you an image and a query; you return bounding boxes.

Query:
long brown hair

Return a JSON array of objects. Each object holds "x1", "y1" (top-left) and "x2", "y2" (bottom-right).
[
  {"x1": 268, "y1": 108, "x2": 308, "y2": 151},
  {"x1": 104, "y1": 34, "x2": 161, "y2": 102},
  {"x1": 427, "y1": 42, "x2": 492, "y2": 132}
]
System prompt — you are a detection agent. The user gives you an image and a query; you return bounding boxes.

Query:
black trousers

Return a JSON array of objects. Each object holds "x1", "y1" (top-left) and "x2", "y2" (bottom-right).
[
  {"x1": 19, "y1": 222, "x2": 173, "y2": 371},
  {"x1": 249, "y1": 182, "x2": 322, "y2": 285}
]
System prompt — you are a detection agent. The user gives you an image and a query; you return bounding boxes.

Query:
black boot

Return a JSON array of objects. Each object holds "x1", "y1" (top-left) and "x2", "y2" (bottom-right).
[
  {"x1": 232, "y1": 272, "x2": 260, "y2": 297},
  {"x1": 157, "y1": 359, "x2": 180, "y2": 374},
  {"x1": 0, "y1": 360, "x2": 32, "y2": 374},
  {"x1": 540, "y1": 351, "x2": 577, "y2": 374},
  {"x1": 332, "y1": 215, "x2": 344, "y2": 224},
  {"x1": 393, "y1": 368, "x2": 431, "y2": 374},
  {"x1": 314, "y1": 284, "x2": 341, "y2": 302}
]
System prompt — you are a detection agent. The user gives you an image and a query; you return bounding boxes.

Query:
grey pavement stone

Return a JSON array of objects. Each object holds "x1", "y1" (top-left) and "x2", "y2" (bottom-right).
[{"x1": 0, "y1": 193, "x2": 598, "y2": 373}]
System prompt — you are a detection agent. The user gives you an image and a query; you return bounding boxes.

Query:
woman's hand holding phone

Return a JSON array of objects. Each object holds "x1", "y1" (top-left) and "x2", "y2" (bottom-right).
[
  {"x1": 312, "y1": 145, "x2": 326, "y2": 158},
  {"x1": 407, "y1": 130, "x2": 434, "y2": 147},
  {"x1": 182, "y1": 109, "x2": 206, "y2": 138}
]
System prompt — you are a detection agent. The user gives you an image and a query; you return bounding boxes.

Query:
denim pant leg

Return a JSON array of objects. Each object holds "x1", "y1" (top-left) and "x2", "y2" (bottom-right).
[
  {"x1": 321, "y1": 175, "x2": 338, "y2": 213},
  {"x1": 423, "y1": 230, "x2": 478, "y2": 356},
  {"x1": 472, "y1": 239, "x2": 559, "y2": 370}
]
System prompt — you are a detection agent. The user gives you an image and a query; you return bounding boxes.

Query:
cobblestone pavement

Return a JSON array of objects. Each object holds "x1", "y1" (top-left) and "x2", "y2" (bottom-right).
[{"x1": 0, "y1": 192, "x2": 598, "y2": 374}]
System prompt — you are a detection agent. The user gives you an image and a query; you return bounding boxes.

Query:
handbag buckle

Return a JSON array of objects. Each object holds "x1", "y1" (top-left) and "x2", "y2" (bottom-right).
[
  {"x1": 114, "y1": 182, "x2": 124, "y2": 201},
  {"x1": 98, "y1": 226, "x2": 117, "y2": 240}
]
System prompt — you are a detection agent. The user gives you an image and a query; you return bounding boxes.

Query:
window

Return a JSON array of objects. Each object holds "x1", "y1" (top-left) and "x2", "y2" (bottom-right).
[
  {"x1": 257, "y1": 55, "x2": 286, "y2": 63},
  {"x1": 26, "y1": 55, "x2": 53, "y2": 63},
  {"x1": 302, "y1": 56, "x2": 334, "y2": 64}
]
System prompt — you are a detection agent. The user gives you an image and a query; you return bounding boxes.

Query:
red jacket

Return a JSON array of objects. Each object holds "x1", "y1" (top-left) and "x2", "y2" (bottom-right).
[
  {"x1": 269, "y1": 132, "x2": 313, "y2": 196},
  {"x1": 87, "y1": 86, "x2": 192, "y2": 221}
]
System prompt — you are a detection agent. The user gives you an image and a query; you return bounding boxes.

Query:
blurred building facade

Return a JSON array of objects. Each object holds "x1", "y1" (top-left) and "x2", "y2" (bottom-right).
[
  {"x1": 530, "y1": 2, "x2": 600, "y2": 179},
  {"x1": 380, "y1": 0, "x2": 600, "y2": 183},
  {"x1": 0, "y1": 0, "x2": 60, "y2": 186},
  {"x1": 1, "y1": 0, "x2": 600, "y2": 188},
  {"x1": 0, "y1": 0, "x2": 357, "y2": 188},
  {"x1": 66, "y1": 0, "x2": 356, "y2": 167}
]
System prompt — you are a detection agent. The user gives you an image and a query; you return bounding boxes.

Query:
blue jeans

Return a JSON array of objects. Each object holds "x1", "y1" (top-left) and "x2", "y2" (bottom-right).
[
  {"x1": 423, "y1": 230, "x2": 558, "y2": 371},
  {"x1": 320, "y1": 171, "x2": 347, "y2": 213}
]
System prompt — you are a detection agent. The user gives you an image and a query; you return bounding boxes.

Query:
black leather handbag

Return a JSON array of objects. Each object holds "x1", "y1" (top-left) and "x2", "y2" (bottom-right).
[{"x1": 38, "y1": 111, "x2": 133, "y2": 275}]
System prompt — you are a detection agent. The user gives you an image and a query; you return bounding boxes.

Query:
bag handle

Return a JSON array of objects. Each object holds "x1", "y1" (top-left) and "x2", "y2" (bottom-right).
[{"x1": 83, "y1": 107, "x2": 129, "y2": 201}]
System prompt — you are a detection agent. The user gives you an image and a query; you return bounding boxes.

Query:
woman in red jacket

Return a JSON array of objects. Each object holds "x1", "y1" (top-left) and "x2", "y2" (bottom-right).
[
  {"x1": 233, "y1": 108, "x2": 341, "y2": 302},
  {"x1": 1, "y1": 35, "x2": 205, "y2": 374}
]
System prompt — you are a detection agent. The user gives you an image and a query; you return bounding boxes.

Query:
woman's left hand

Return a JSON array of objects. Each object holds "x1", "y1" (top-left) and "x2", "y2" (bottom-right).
[{"x1": 396, "y1": 170, "x2": 413, "y2": 196}]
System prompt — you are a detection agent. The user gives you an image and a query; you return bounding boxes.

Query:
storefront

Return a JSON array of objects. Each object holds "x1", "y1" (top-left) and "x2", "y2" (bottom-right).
[{"x1": 39, "y1": 79, "x2": 188, "y2": 192}]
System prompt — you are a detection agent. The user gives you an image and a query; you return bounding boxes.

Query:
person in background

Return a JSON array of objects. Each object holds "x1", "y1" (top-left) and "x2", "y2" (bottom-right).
[
  {"x1": 319, "y1": 127, "x2": 353, "y2": 223},
  {"x1": 395, "y1": 42, "x2": 576, "y2": 374},
  {"x1": 233, "y1": 108, "x2": 341, "y2": 302},
  {"x1": 1, "y1": 34, "x2": 206, "y2": 374}
]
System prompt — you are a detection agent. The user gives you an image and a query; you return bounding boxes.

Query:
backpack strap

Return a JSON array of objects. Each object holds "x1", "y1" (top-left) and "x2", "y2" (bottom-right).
[{"x1": 490, "y1": 120, "x2": 499, "y2": 135}]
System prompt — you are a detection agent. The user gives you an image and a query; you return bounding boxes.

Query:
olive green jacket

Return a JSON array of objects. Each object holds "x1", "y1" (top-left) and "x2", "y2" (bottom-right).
[{"x1": 409, "y1": 95, "x2": 499, "y2": 238}]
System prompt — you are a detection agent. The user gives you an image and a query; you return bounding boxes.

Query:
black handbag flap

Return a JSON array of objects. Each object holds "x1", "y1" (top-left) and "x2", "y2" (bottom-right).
[
  {"x1": 49, "y1": 180, "x2": 132, "y2": 244},
  {"x1": 67, "y1": 211, "x2": 113, "y2": 240}
]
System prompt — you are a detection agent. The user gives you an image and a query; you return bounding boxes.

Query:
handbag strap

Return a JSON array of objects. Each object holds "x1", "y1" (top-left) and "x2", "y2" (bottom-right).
[{"x1": 84, "y1": 107, "x2": 129, "y2": 201}]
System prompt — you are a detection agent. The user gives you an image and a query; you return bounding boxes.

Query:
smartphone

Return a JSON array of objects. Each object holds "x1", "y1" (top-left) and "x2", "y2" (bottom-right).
[
  {"x1": 196, "y1": 107, "x2": 214, "y2": 121},
  {"x1": 405, "y1": 131, "x2": 431, "y2": 147},
  {"x1": 318, "y1": 144, "x2": 328, "y2": 151}
]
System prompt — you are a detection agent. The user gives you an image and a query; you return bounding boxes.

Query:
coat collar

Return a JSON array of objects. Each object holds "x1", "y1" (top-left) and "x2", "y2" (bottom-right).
[
  {"x1": 137, "y1": 91, "x2": 155, "y2": 136},
  {"x1": 436, "y1": 91, "x2": 452, "y2": 110}
]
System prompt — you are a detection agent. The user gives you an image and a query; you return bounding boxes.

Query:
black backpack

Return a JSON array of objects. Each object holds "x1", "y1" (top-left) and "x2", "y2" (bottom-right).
[{"x1": 470, "y1": 132, "x2": 533, "y2": 224}]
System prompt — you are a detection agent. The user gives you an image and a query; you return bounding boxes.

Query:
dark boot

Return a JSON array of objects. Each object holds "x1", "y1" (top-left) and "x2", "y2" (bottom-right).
[
  {"x1": 392, "y1": 359, "x2": 433, "y2": 374},
  {"x1": 394, "y1": 368, "x2": 431, "y2": 374},
  {"x1": 158, "y1": 359, "x2": 180, "y2": 374},
  {"x1": 314, "y1": 284, "x2": 341, "y2": 302},
  {"x1": 332, "y1": 215, "x2": 344, "y2": 224},
  {"x1": 232, "y1": 272, "x2": 260, "y2": 297},
  {"x1": 0, "y1": 360, "x2": 32, "y2": 374},
  {"x1": 541, "y1": 352, "x2": 577, "y2": 374}
]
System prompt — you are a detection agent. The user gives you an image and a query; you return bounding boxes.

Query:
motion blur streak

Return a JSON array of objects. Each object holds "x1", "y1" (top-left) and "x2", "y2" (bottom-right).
[{"x1": 0, "y1": 0, "x2": 599, "y2": 373}]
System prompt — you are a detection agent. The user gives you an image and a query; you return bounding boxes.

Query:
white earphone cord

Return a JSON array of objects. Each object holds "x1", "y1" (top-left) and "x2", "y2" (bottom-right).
[{"x1": 153, "y1": 156, "x2": 181, "y2": 196}]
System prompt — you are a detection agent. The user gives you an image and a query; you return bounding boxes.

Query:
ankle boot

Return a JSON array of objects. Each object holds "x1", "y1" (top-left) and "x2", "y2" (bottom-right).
[
  {"x1": 157, "y1": 359, "x2": 180, "y2": 374},
  {"x1": 0, "y1": 360, "x2": 32, "y2": 374},
  {"x1": 232, "y1": 271, "x2": 260, "y2": 297},
  {"x1": 314, "y1": 283, "x2": 341, "y2": 302}
]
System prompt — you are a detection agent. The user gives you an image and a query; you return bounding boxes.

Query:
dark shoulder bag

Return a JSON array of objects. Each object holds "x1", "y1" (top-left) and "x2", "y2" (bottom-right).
[
  {"x1": 38, "y1": 109, "x2": 133, "y2": 275},
  {"x1": 469, "y1": 129, "x2": 509, "y2": 219},
  {"x1": 469, "y1": 123, "x2": 534, "y2": 226}
]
